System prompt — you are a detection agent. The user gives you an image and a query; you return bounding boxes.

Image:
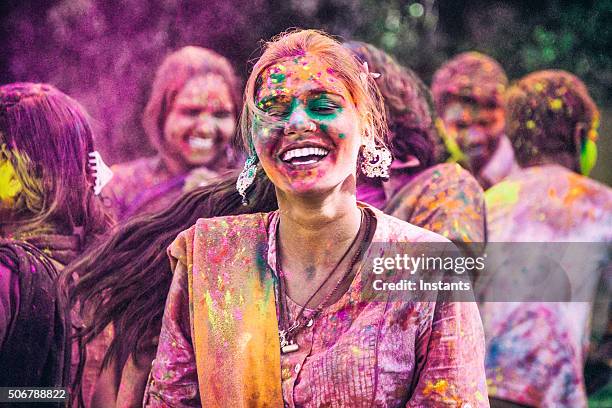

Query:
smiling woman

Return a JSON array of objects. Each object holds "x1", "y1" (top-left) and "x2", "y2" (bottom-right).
[
  {"x1": 163, "y1": 74, "x2": 236, "y2": 168},
  {"x1": 102, "y1": 46, "x2": 241, "y2": 219},
  {"x1": 252, "y1": 55, "x2": 363, "y2": 194},
  {"x1": 144, "y1": 29, "x2": 489, "y2": 407}
]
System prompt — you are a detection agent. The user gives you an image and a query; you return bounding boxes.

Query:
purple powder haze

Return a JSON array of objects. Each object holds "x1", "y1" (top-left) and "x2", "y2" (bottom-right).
[{"x1": 0, "y1": 0, "x2": 301, "y2": 164}]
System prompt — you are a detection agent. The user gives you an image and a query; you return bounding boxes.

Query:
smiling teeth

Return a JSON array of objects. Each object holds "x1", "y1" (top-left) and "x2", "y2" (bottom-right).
[
  {"x1": 189, "y1": 137, "x2": 213, "y2": 149},
  {"x1": 282, "y1": 147, "x2": 329, "y2": 161}
]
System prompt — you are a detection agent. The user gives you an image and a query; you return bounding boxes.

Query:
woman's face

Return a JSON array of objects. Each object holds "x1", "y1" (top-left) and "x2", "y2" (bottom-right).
[
  {"x1": 163, "y1": 74, "x2": 236, "y2": 169},
  {"x1": 252, "y1": 55, "x2": 362, "y2": 196}
]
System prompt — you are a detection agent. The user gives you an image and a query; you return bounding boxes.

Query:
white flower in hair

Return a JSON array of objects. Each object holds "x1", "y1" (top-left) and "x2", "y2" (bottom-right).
[
  {"x1": 88, "y1": 151, "x2": 113, "y2": 195},
  {"x1": 363, "y1": 62, "x2": 381, "y2": 79}
]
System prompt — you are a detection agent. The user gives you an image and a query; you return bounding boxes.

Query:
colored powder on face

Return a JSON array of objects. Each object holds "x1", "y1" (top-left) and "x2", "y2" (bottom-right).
[
  {"x1": 0, "y1": 146, "x2": 44, "y2": 212},
  {"x1": 339, "y1": 133, "x2": 346, "y2": 139},
  {"x1": 270, "y1": 73, "x2": 286, "y2": 84},
  {"x1": 320, "y1": 124, "x2": 328, "y2": 132},
  {"x1": 0, "y1": 158, "x2": 23, "y2": 202},
  {"x1": 257, "y1": 56, "x2": 350, "y2": 108}
]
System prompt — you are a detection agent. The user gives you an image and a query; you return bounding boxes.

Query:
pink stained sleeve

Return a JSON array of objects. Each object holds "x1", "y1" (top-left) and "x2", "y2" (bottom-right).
[
  {"x1": 143, "y1": 261, "x2": 200, "y2": 407},
  {"x1": 407, "y1": 301, "x2": 490, "y2": 407}
]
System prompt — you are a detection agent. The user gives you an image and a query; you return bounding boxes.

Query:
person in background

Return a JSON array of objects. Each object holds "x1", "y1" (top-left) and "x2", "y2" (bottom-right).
[
  {"x1": 103, "y1": 46, "x2": 241, "y2": 219},
  {"x1": 0, "y1": 83, "x2": 111, "y2": 391},
  {"x1": 345, "y1": 41, "x2": 486, "y2": 248},
  {"x1": 481, "y1": 70, "x2": 611, "y2": 407},
  {"x1": 432, "y1": 51, "x2": 518, "y2": 189}
]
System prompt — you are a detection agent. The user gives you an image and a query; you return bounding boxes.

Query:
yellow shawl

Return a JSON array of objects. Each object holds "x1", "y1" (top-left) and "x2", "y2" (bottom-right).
[{"x1": 169, "y1": 213, "x2": 283, "y2": 407}]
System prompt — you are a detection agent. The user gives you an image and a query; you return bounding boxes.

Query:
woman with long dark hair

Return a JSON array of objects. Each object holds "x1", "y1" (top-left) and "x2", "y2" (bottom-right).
[
  {"x1": 64, "y1": 171, "x2": 277, "y2": 406},
  {"x1": 66, "y1": 33, "x2": 489, "y2": 407},
  {"x1": 0, "y1": 82, "x2": 111, "y2": 389}
]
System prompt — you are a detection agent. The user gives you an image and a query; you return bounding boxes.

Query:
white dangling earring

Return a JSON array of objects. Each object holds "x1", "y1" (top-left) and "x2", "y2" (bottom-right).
[
  {"x1": 360, "y1": 143, "x2": 392, "y2": 180},
  {"x1": 236, "y1": 155, "x2": 258, "y2": 205}
]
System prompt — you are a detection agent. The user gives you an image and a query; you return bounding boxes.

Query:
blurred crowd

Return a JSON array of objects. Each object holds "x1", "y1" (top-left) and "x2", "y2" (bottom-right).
[{"x1": 0, "y1": 28, "x2": 610, "y2": 408}]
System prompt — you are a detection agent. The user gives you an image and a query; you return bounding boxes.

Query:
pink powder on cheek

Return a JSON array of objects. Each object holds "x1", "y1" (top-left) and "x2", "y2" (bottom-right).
[
  {"x1": 253, "y1": 126, "x2": 282, "y2": 160},
  {"x1": 443, "y1": 104, "x2": 466, "y2": 123},
  {"x1": 270, "y1": 149, "x2": 343, "y2": 192}
]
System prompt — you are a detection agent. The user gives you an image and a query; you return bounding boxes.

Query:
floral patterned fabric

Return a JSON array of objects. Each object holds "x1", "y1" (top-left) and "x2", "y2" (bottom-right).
[{"x1": 383, "y1": 163, "x2": 486, "y2": 252}]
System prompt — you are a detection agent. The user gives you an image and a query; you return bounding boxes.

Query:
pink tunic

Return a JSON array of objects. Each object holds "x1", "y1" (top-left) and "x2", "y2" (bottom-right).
[
  {"x1": 481, "y1": 165, "x2": 612, "y2": 407},
  {"x1": 145, "y1": 207, "x2": 489, "y2": 407}
]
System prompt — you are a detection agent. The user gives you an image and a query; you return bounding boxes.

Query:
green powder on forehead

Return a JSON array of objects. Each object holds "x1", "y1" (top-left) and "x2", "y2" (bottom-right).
[
  {"x1": 270, "y1": 73, "x2": 286, "y2": 84},
  {"x1": 339, "y1": 133, "x2": 346, "y2": 139}
]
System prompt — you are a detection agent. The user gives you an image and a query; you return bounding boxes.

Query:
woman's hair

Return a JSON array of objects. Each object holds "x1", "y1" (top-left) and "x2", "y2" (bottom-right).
[
  {"x1": 505, "y1": 70, "x2": 599, "y2": 166},
  {"x1": 431, "y1": 51, "x2": 508, "y2": 111},
  {"x1": 64, "y1": 29, "x2": 386, "y2": 381},
  {"x1": 142, "y1": 46, "x2": 242, "y2": 163},
  {"x1": 0, "y1": 82, "x2": 111, "y2": 242},
  {"x1": 62, "y1": 170, "x2": 278, "y2": 375},
  {"x1": 344, "y1": 41, "x2": 443, "y2": 172}
]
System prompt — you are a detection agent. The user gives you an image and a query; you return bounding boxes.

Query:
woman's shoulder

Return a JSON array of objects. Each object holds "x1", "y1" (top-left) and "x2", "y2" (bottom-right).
[
  {"x1": 168, "y1": 212, "x2": 273, "y2": 264},
  {"x1": 110, "y1": 155, "x2": 160, "y2": 175},
  {"x1": 369, "y1": 205, "x2": 451, "y2": 244},
  {"x1": 102, "y1": 156, "x2": 163, "y2": 201},
  {"x1": 193, "y1": 212, "x2": 271, "y2": 231}
]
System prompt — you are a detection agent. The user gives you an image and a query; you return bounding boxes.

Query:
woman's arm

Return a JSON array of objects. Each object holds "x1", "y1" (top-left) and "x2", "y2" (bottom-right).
[
  {"x1": 88, "y1": 326, "x2": 159, "y2": 408},
  {"x1": 144, "y1": 261, "x2": 200, "y2": 407},
  {"x1": 408, "y1": 301, "x2": 489, "y2": 407},
  {"x1": 89, "y1": 359, "x2": 117, "y2": 408}
]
